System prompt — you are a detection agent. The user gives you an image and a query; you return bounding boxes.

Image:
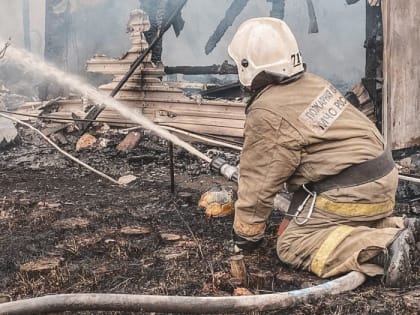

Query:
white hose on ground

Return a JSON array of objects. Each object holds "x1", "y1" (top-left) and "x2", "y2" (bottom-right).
[
  {"x1": 122, "y1": 125, "x2": 243, "y2": 151},
  {"x1": 0, "y1": 271, "x2": 366, "y2": 314}
]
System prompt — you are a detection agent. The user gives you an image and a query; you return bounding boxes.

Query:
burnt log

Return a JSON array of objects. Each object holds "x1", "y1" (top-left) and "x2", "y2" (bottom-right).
[
  {"x1": 164, "y1": 63, "x2": 238, "y2": 75},
  {"x1": 41, "y1": 0, "x2": 71, "y2": 100}
]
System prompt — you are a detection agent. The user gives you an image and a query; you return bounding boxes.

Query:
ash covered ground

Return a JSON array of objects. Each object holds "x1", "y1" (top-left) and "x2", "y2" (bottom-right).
[{"x1": 0, "y1": 126, "x2": 419, "y2": 315}]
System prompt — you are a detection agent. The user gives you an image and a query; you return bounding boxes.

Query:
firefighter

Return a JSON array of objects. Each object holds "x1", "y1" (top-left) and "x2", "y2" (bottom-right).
[{"x1": 227, "y1": 17, "x2": 419, "y2": 287}]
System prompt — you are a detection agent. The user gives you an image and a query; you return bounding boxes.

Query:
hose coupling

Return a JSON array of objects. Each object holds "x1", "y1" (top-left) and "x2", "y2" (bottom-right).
[{"x1": 210, "y1": 157, "x2": 238, "y2": 183}]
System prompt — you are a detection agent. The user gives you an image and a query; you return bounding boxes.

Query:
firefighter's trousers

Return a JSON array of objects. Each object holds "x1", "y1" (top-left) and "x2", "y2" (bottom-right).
[{"x1": 277, "y1": 204, "x2": 404, "y2": 278}]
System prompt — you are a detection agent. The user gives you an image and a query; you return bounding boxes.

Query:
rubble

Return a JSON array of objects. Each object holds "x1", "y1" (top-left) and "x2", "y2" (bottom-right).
[
  {"x1": 0, "y1": 124, "x2": 418, "y2": 314},
  {"x1": 116, "y1": 131, "x2": 142, "y2": 153},
  {"x1": 117, "y1": 174, "x2": 138, "y2": 186},
  {"x1": 75, "y1": 133, "x2": 97, "y2": 151}
]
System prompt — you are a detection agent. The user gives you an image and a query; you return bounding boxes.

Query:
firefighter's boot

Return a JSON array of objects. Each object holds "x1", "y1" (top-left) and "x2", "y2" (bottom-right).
[{"x1": 370, "y1": 229, "x2": 415, "y2": 288}]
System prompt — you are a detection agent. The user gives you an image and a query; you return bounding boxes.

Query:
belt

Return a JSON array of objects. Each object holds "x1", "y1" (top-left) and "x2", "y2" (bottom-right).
[{"x1": 277, "y1": 149, "x2": 395, "y2": 236}]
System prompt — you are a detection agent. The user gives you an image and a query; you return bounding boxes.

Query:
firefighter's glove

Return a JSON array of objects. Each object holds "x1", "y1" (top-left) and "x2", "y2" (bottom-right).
[{"x1": 198, "y1": 186, "x2": 235, "y2": 218}]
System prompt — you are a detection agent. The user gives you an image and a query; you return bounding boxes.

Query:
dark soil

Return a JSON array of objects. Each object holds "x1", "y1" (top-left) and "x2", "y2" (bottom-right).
[{"x1": 0, "y1": 126, "x2": 419, "y2": 315}]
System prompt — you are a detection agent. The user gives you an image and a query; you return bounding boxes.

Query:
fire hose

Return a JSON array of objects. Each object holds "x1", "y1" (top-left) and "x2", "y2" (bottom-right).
[{"x1": 0, "y1": 271, "x2": 366, "y2": 314}]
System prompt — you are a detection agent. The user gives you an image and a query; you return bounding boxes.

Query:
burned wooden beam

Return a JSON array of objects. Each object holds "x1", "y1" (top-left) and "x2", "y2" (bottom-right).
[
  {"x1": 164, "y1": 63, "x2": 238, "y2": 75},
  {"x1": 363, "y1": 3, "x2": 383, "y2": 130},
  {"x1": 267, "y1": 0, "x2": 286, "y2": 19},
  {"x1": 200, "y1": 82, "x2": 244, "y2": 100},
  {"x1": 44, "y1": 0, "x2": 70, "y2": 67},
  {"x1": 305, "y1": 0, "x2": 319, "y2": 33},
  {"x1": 205, "y1": 0, "x2": 249, "y2": 55},
  {"x1": 140, "y1": 0, "x2": 186, "y2": 62},
  {"x1": 41, "y1": 0, "x2": 72, "y2": 101}
]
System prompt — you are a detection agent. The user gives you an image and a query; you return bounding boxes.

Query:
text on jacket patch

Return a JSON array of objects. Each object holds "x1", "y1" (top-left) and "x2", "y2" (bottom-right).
[{"x1": 298, "y1": 85, "x2": 348, "y2": 135}]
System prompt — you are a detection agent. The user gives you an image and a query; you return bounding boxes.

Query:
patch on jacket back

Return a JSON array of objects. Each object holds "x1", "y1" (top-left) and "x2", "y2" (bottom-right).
[{"x1": 298, "y1": 85, "x2": 348, "y2": 135}]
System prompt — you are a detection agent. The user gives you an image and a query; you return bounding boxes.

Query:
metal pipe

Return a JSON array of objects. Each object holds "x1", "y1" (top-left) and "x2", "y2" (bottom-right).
[
  {"x1": 0, "y1": 271, "x2": 366, "y2": 314},
  {"x1": 169, "y1": 141, "x2": 175, "y2": 193}
]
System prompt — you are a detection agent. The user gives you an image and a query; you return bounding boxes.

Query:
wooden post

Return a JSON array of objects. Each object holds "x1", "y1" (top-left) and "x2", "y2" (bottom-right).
[
  {"x1": 44, "y1": 0, "x2": 70, "y2": 67},
  {"x1": 230, "y1": 255, "x2": 247, "y2": 286},
  {"x1": 250, "y1": 271, "x2": 274, "y2": 291},
  {"x1": 382, "y1": 0, "x2": 420, "y2": 149},
  {"x1": 22, "y1": 0, "x2": 31, "y2": 51}
]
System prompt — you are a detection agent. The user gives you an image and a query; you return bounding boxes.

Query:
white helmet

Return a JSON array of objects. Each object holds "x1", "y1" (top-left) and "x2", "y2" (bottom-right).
[{"x1": 228, "y1": 17, "x2": 304, "y2": 88}]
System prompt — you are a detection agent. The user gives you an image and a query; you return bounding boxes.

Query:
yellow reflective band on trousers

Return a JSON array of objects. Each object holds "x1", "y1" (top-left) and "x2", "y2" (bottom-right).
[
  {"x1": 315, "y1": 196, "x2": 394, "y2": 217},
  {"x1": 310, "y1": 226, "x2": 354, "y2": 276}
]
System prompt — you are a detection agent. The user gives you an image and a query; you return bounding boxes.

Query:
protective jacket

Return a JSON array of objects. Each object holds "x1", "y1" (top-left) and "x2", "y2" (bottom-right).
[{"x1": 234, "y1": 73, "x2": 401, "y2": 277}]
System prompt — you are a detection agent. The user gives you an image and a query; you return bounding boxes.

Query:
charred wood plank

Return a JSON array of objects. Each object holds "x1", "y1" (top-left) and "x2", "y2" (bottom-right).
[
  {"x1": 44, "y1": 0, "x2": 70, "y2": 66},
  {"x1": 164, "y1": 63, "x2": 238, "y2": 75},
  {"x1": 200, "y1": 82, "x2": 244, "y2": 100},
  {"x1": 41, "y1": 123, "x2": 71, "y2": 137},
  {"x1": 140, "y1": 0, "x2": 186, "y2": 62},
  {"x1": 41, "y1": 0, "x2": 72, "y2": 101}
]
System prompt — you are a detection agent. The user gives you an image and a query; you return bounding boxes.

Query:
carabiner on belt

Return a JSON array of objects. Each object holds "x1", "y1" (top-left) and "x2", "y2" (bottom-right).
[{"x1": 293, "y1": 184, "x2": 317, "y2": 225}]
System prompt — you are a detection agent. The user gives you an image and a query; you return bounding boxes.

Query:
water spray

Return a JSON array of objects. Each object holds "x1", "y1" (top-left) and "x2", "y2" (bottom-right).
[
  {"x1": 0, "y1": 39, "x2": 211, "y2": 164},
  {"x1": 0, "y1": 38, "x2": 11, "y2": 59}
]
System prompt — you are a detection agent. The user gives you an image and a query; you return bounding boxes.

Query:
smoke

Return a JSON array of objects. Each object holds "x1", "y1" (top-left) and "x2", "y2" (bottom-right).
[
  {"x1": 53, "y1": 0, "x2": 108, "y2": 14},
  {"x1": 0, "y1": 0, "x2": 365, "y2": 96},
  {"x1": 55, "y1": 0, "x2": 140, "y2": 74},
  {"x1": 0, "y1": 0, "x2": 139, "y2": 97}
]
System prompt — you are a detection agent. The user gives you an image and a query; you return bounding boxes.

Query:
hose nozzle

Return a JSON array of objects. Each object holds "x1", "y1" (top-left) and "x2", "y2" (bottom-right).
[{"x1": 210, "y1": 157, "x2": 238, "y2": 183}]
